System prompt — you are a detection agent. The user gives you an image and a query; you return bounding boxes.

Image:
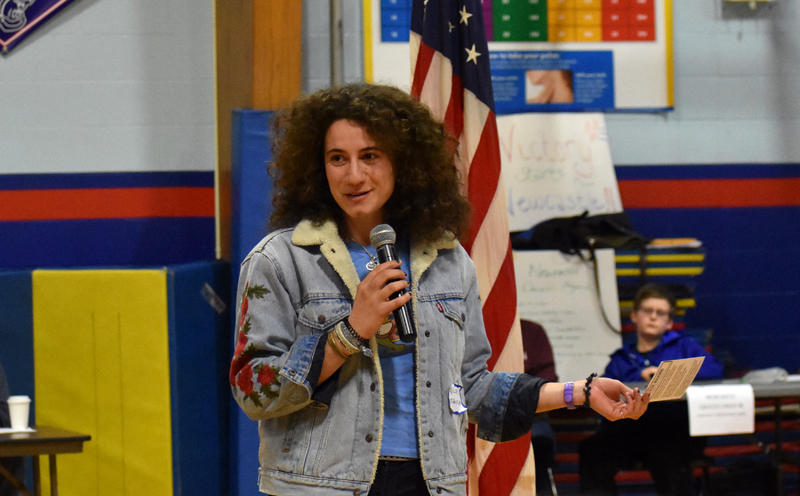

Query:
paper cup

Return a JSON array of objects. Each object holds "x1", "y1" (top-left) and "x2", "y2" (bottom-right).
[{"x1": 7, "y1": 395, "x2": 31, "y2": 430}]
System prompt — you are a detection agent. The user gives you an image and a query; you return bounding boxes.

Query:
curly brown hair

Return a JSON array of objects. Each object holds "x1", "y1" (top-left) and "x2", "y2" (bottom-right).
[{"x1": 268, "y1": 83, "x2": 471, "y2": 244}]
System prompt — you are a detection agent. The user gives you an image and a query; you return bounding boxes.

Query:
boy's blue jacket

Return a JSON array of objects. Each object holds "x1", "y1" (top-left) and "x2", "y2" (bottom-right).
[{"x1": 603, "y1": 331, "x2": 724, "y2": 382}]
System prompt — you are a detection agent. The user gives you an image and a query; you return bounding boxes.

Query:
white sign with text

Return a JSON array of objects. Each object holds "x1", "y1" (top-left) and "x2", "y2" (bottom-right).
[{"x1": 687, "y1": 384, "x2": 755, "y2": 436}]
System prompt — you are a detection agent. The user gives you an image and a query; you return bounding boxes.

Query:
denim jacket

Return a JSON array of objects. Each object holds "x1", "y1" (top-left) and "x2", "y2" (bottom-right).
[{"x1": 230, "y1": 219, "x2": 529, "y2": 496}]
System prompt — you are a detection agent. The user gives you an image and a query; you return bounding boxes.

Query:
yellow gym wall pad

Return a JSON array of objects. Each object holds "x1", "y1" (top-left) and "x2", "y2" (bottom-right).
[{"x1": 32, "y1": 269, "x2": 173, "y2": 496}]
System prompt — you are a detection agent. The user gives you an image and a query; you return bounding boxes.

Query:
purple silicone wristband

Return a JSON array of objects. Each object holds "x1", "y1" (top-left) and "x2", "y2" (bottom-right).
[{"x1": 564, "y1": 382, "x2": 576, "y2": 410}]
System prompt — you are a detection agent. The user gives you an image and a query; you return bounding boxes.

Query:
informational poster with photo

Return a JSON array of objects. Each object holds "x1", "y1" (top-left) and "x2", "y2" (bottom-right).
[
  {"x1": 365, "y1": 0, "x2": 673, "y2": 112},
  {"x1": 490, "y1": 50, "x2": 615, "y2": 113}
]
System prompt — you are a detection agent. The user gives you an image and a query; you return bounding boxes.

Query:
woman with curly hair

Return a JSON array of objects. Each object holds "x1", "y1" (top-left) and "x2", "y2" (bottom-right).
[
  {"x1": 268, "y1": 83, "x2": 469, "y2": 245},
  {"x1": 230, "y1": 83, "x2": 649, "y2": 496}
]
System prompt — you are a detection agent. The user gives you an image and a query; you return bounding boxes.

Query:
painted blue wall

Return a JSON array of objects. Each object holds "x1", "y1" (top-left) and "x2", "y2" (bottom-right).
[{"x1": 617, "y1": 164, "x2": 800, "y2": 373}]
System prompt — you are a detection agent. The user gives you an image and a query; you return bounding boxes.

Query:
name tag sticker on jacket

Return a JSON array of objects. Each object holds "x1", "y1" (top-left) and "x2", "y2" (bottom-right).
[{"x1": 449, "y1": 384, "x2": 467, "y2": 414}]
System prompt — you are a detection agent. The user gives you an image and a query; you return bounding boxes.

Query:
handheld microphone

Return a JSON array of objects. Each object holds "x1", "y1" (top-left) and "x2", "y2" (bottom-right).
[{"x1": 369, "y1": 224, "x2": 417, "y2": 343}]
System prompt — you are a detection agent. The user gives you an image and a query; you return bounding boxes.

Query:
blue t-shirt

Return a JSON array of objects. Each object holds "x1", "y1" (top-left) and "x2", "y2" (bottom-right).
[{"x1": 346, "y1": 239, "x2": 418, "y2": 458}]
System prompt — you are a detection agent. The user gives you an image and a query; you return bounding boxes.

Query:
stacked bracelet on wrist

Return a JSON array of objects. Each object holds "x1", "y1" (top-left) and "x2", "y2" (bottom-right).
[
  {"x1": 583, "y1": 372, "x2": 598, "y2": 409},
  {"x1": 335, "y1": 317, "x2": 372, "y2": 358},
  {"x1": 327, "y1": 329, "x2": 352, "y2": 359},
  {"x1": 334, "y1": 322, "x2": 361, "y2": 356}
]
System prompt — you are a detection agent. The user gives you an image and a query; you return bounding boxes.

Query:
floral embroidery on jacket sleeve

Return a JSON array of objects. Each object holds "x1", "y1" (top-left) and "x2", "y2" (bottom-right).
[{"x1": 230, "y1": 282, "x2": 279, "y2": 406}]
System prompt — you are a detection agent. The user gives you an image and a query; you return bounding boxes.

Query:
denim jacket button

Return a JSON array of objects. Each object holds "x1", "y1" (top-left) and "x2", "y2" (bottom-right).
[
  {"x1": 425, "y1": 331, "x2": 430, "y2": 337},
  {"x1": 365, "y1": 434, "x2": 373, "y2": 443},
  {"x1": 353, "y1": 490, "x2": 362, "y2": 496},
  {"x1": 370, "y1": 383, "x2": 376, "y2": 392},
  {"x1": 437, "y1": 489, "x2": 443, "y2": 494},
  {"x1": 426, "y1": 381, "x2": 432, "y2": 388},
  {"x1": 318, "y1": 315, "x2": 326, "y2": 323},
  {"x1": 428, "y1": 431, "x2": 434, "y2": 437}
]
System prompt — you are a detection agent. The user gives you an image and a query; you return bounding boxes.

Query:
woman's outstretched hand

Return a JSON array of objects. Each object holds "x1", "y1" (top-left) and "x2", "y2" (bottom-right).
[{"x1": 586, "y1": 377, "x2": 650, "y2": 421}]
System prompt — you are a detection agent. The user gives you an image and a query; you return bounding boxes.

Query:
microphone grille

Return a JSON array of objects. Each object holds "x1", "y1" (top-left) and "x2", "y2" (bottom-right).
[{"x1": 369, "y1": 224, "x2": 396, "y2": 247}]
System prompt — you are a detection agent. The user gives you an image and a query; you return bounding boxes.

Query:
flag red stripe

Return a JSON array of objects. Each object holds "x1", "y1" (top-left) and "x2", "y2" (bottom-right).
[
  {"x1": 479, "y1": 436, "x2": 531, "y2": 494},
  {"x1": 411, "y1": 42, "x2": 436, "y2": 100},
  {"x1": 480, "y1": 245, "x2": 517, "y2": 371},
  {"x1": 444, "y1": 75, "x2": 465, "y2": 139},
  {"x1": 464, "y1": 116, "x2": 502, "y2": 252}
]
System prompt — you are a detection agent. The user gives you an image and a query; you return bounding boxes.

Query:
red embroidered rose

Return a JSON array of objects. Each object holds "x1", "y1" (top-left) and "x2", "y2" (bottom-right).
[
  {"x1": 236, "y1": 363, "x2": 254, "y2": 395},
  {"x1": 258, "y1": 365, "x2": 275, "y2": 386},
  {"x1": 229, "y1": 354, "x2": 247, "y2": 386},
  {"x1": 239, "y1": 296, "x2": 249, "y2": 328},
  {"x1": 234, "y1": 330, "x2": 248, "y2": 356}
]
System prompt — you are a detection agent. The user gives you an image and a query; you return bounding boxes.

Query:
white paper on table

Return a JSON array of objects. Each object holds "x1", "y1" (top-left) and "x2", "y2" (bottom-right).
[
  {"x1": 686, "y1": 384, "x2": 755, "y2": 436},
  {"x1": 645, "y1": 356, "x2": 705, "y2": 402},
  {"x1": 0, "y1": 427, "x2": 36, "y2": 434}
]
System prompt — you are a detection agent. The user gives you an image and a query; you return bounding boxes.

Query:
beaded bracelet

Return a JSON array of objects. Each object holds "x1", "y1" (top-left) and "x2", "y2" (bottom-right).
[
  {"x1": 343, "y1": 317, "x2": 373, "y2": 357},
  {"x1": 327, "y1": 329, "x2": 351, "y2": 360},
  {"x1": 583, "y1": 372, "x2": 598, "y2": 409},
  {"x1": 336, "y1": 320, "x2": 373, "y2": 357},
  {"x1": 343, "y1": 316, "x2": 368, "y2": 347}
]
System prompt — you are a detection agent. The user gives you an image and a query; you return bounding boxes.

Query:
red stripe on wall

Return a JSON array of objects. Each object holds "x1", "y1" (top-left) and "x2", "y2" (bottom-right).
[
  {"x1": 0, "y1": 187, "x2": 215, "y2": 221},
  {"x1": 619, "y1": 178, "x2": 800, "y2": 209}
]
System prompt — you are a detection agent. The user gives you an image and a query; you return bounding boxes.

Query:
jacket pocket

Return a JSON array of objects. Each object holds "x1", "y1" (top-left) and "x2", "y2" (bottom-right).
[
  {"x1": 297, "y1": 296, "x2": 351, "y2": 333},
  {"x1": 274, "y1": 406, "x2": 330, "y2": 475},
  {"x1": 437, "y1": 297, "x2": 466, "y2": 330},
  {"x1": 434, "y1": 297, "x2": 467, "y2": 374}
]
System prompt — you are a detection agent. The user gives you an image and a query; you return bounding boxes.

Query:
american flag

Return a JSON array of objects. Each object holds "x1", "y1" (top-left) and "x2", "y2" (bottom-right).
[{"x1": 410, "y1": 1, "x2": 536, "y2": 495}]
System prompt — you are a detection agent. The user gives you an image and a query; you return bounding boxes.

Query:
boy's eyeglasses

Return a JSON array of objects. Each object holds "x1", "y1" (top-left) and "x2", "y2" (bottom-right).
[{"x1": 636, "y1": 307, "x2": 670, "y2": 318}]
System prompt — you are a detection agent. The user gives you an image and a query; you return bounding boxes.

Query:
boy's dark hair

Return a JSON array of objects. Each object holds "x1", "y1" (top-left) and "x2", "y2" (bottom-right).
[{"x1": 633, "y1": 283, "x2": 676, "y2": 316}]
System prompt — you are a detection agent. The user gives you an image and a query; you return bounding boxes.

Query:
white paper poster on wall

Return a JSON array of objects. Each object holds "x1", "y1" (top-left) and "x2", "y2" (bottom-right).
[
  {"x1": 497, "y1": 112, "x2": 623, "y2": 232},
  {"x1": 514, "y1": 248, "x2": 621, "y2": 382}
]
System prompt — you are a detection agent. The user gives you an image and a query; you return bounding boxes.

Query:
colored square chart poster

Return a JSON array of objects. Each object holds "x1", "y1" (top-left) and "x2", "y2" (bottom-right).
[{"x1": 365, "y1": 0, "x2": 673, "y2": 112}]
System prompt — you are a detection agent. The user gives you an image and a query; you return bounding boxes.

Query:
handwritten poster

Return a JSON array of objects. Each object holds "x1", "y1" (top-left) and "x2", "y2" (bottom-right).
[
  {"x1": 498, "y1": 112, "x2": 623, "y2": 232},
  {"x1": 514, "y1": 249, "x2": 621, "y2": 381}
]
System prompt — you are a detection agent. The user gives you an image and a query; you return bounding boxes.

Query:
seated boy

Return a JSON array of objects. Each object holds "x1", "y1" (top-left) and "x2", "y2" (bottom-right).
[{"x1": 579, "y1": 283, "x2": 724, "y2": 496}]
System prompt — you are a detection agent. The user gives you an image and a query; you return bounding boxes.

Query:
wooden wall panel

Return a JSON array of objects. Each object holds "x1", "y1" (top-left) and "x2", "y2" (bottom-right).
[
  {"x1": 215, "y1": 0, "x2": 302, "y2": 260},
  {"x1": 253, "y1": 1, "x2": 303, "y2": 110}
]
